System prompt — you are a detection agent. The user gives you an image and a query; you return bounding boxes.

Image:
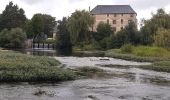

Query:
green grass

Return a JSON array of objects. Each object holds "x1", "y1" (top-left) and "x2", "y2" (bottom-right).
[
  {"x1": 105, "y1": 46, "x2": 170, "y2": 72},
  {"x1": 106, "y1": 46, "x2": 170, "y2": 62},
  {"x1": 133, "y1": 46, "x2": 170, "y2": 57},
  {"x1": 0, "y1": 51, "x2": 76, "y2": 82}
]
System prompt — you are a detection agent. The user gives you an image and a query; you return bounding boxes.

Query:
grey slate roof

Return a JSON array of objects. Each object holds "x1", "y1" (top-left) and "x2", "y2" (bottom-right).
[{"x1": 91, "y1": 5, "x2": 136, "y2": 15}]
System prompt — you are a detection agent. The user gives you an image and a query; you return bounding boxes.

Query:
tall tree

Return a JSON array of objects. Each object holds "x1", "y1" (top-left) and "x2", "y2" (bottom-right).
[
  {"x1": 0, "y1": 1, "x2": 26, "y2": 31},
  {"x1": 30, "y1": 14, "x2": 56, "y2": 38},
  {"x1": 56, "y1": 17, "x2": 72, "y2": 55},
  {"x1": 140, "y1": 8, "x2": 170, "y2": 45},
  {"x1": 67, "y1": 10, "x2": 94, "y2": 44}
]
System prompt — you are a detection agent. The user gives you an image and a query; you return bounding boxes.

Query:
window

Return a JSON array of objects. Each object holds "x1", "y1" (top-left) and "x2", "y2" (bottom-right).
[
  {"x1": 113, "y1": 20, "x2": 116, "y2": 24},
  {"x1": 130, "y1": 14, "x2": 134, "y2": 17},
  {"x1": 121, "y1": 14, "x2": 123, "y2": 16},
  {"x1": 107, "y1": 14, "x2": 109, "y2": 17},
  {"x1": 107, "y1": 19, "x2": 109, "y2": 24},
  {"x1": 121, "y1": 27, "x2": 123, "y2": 30},
  {"x1": 121, "y1": 19, "x2": 123, "y2": 24},
  {"x1": 112, "y1": 27, "x2": 116, "y2": 32},
  {"x1": 114, "y1": 14, "x2": 117, "y2": 17}
]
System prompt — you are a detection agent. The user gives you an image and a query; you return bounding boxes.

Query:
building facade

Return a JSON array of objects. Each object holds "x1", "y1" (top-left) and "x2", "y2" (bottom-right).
[{"x1": 91, "y1": 5, "x2": 137, "y2": 32}]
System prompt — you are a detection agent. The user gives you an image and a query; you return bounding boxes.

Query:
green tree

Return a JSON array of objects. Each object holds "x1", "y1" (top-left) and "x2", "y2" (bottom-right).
[
  {"x1": 56, "y1": 17, "x2": 72, "y2": 55},
  {"x1": 67, "y1": 10, "x2": 94, "y2": 44},
  {"x1": 154, "y1": 28, "x2": 170, "y2": 48},
  {"x1": 95, "y1": 22, "x2": 113, "y2": 41},
  {"x1": 106, "y1": 21, "x2": 138, "y2": 49},
  {"x1": 30, "y1": 14, "x2": 56, "y2": 38},
  {"x1": 140, "y1": 8, "x2": 170, "y2": 45},
  {"x1": 92, "y1": 22, "x2": 113, "y2": 49},
  {"x1": 31, "y1": 14, "x2": 44, "y2": 38},
  {"x1": 0, "y1": 28, "x2": 27, "y2": 48},
  {"x1": 109, "y1": 30, "x2": 129, "y2": 48},
  {"x1": 123, "y1": 21, "x2": 139, "y2": 44},
  {"x1": 24, "y1": 20, "x2": 34, "y2": 39},
  {"x1": 0, "y1": 1, "x2": 26, "y2": 31}
]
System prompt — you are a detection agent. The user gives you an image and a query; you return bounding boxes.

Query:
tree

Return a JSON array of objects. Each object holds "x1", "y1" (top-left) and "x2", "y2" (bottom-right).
[
  {"x1": 30, "y1": 14, "x2": 56, "y2": 39},
  {"x1": 31, "y1": 14, "x2": 44, "y2": 38},
  {"x1": 0, "y1": 28, "x2": 27, "y2": 48},
  {"x1": 56, "y1": 17, "x2": 72, "y2": 55},
  {"x1": 108, "y1": 30, "x2": 129, "y2": 48},
  {"x1": 92, "y1": 22, "x2": 113, "y2": 49},
  {"x1": 106, "y1": 21, "x2": 138, "y2": 49},
  {"x1": 0, "y1": 1, "x2": 26, "y2": 31},
  {"x1": 95, "y1": 22, "x2": 113, "y2": 41},
  {"x1": 140, "y1": 8, "x2": 170, "y2": 45},
  {"x1": 154, "y1": 28, "x2": 170, "y2": 48},
  {"x1": 24, "y1": 20, "x2": 34, "y2": 39},
  {"x1": 67, "y1": 10, "x2": 94, "y2": 44},
  {"x1": 123, "y1": 21, "x2": 139, "y2": 44}
]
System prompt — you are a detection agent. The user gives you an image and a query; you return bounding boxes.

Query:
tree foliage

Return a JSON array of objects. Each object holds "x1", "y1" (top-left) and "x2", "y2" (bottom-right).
[
  {"x1": 140, "y1": 8, "x2": 170, "y2": 45},
  {"x1": 56, "y1": 17, "x2": 72, "y2": 55},
  {"x1": 25, "y1": 14, "x2": 56, "y2": 39},
  {"x1": 67, "y1": 10, "x2": 94, "y2": 44},
  {"x1": 106, "y1": 21, "x2": 138, "y2": 49},
  {"x1": 0, "y1": 28, "x2": 27, "y2": 48},
  {"x1": 92, "y1": 22, "x2": 113, "y2": 49},
  {"x1": 0, "y1": 1, "x2": 26, "y2": 31},
  {"x1": 154, "y1": 28, "x2": 170, "y2": 48},
  {"x1": 95, "y1": 22, "x2": 113, "y2": 41}
]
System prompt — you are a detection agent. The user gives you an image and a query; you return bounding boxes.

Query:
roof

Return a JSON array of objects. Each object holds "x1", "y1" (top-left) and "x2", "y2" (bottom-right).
[{"x1": 91, "y1": 5, "x2": 136, "y2": 15}]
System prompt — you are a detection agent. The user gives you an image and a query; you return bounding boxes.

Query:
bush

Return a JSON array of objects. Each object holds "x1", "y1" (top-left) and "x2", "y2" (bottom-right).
[
  {"x1": 121, "y1": 44, "x2": 134, "y2": 53},
  {"x1": 0, "y1": 28, "x2": 27, "y2": 48}
]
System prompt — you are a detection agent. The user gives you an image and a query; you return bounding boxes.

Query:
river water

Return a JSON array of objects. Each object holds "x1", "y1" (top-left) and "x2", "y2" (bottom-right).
[{"x1": 0, "y1": 50, "x2": 170, "y2": 100}]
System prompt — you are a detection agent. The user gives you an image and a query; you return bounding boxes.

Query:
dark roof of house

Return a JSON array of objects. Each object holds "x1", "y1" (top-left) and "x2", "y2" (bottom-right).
[{"x1": 91, "y1": 5, "x2": 136, "y2": 15}]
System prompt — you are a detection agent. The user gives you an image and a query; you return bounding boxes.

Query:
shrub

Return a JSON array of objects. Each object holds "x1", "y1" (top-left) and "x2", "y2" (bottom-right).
[
  {"x1": 121, "y1": 44, "x2": 134, "y2": 53},
  {"x1": 0, "y1": 28, "x2": 27, "y2": 48}
]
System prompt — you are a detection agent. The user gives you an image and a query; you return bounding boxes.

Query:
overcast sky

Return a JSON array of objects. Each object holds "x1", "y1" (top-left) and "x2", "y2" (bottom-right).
[{"x1": 0, "y1": 0, "x2": 170, "y2": 23}]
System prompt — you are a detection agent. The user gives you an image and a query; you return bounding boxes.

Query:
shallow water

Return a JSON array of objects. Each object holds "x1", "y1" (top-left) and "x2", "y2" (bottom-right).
[
  {"x1": 0, "y1": 57, "x2": 170, "y2": 100},
  {"x1": 54, "y1": 57, "x2": 151, "y2": 68}
]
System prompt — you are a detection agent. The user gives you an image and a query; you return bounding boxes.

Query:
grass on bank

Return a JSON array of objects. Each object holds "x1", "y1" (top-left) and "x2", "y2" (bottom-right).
[
  {"x1": 105, "y1": 44, "x2": 170, "y2": 72},
  {"x1": 106, "y1": 45, "x2": 170, "y2": 62},
  {"x1": 0, "y1": 51, "x2": 76, "y2": 82}
]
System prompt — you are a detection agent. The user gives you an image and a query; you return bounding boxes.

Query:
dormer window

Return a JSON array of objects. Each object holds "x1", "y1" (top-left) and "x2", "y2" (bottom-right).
[
  {"x1": 130, "y1": 14, "x2": 134, "y2": 17},
  {"x1": 107, "y1": 14, "x2": 109, "y2": 17},
  {"x1": 114, "y1": 14, "x2": 117, "y2": 17}
]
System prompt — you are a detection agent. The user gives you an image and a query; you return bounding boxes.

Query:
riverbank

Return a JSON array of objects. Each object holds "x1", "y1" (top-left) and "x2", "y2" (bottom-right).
[
  {"x1": 0, "y1": 51, "x2": 76, "y2": 82},
  {"x1": 105, "y1": 46, "x2": 170, "y2": 72},
  {"x1": 74, "y1": 46, "x2": 170, "y2": 73}
]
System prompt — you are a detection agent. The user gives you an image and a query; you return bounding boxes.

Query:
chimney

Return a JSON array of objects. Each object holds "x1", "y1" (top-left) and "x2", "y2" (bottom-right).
[{"x1": 89, "y1": 6, "x2": 91, "y2": 12}]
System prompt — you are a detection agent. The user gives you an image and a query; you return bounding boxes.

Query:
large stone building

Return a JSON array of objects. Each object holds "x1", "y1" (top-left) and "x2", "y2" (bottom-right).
[{"x1": 91, "y1": 5, "x2": 137, "y2": 32}]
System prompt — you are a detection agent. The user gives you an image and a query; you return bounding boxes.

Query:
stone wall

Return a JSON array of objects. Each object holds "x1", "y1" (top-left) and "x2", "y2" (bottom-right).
[{"x1": 92, "y1": 13, "x2": 137, "y2": 32}]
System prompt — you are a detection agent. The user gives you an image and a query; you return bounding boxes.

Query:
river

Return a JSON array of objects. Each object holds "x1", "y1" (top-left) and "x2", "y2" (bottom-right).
[{"x1": 0, "y1": 50, "x2": 170, "y2": 100}]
